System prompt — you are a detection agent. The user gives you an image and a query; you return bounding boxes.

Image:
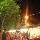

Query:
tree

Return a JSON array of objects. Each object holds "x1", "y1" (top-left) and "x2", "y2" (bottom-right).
[
  {"x1": 14, "y1": 0, "x2": 22, "y2": 2},
  {"x1": 4, "y1": 13, "x2": 21, "y2": 30},
  {"x1": 0, "y1": 0, "x2": 21, "y2": 30}
]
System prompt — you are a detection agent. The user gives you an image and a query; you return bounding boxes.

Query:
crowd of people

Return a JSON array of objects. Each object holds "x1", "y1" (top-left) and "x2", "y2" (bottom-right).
[{"x1": 2, "y1": 31, "x2": 29, "y2": 40}]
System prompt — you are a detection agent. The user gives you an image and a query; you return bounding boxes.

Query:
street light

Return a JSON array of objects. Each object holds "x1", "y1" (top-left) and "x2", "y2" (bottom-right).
[{"x1": 25, "y1": 16, "x2": 28, "y2": 19}]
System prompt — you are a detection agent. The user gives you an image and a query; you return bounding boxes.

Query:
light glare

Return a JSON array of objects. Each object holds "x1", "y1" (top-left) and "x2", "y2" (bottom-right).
[
  {"x1": 25, "y1": 16, "x2": 28, "y2": 19},
  {"x1": 20, "y1": 28, "x2": 28, "y2": 33}
]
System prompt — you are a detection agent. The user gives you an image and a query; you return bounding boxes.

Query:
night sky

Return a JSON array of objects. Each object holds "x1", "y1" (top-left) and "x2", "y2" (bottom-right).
[{"x1": 20, "y1": 0, "x2": 40, "y2": 24}]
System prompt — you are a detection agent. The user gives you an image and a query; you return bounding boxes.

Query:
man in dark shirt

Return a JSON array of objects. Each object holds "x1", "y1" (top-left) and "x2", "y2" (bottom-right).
[{"x1": 2, "y1": 32, "x2": 6, "y2": 40}]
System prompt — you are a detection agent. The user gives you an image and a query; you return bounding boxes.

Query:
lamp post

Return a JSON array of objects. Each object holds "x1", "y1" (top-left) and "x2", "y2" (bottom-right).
[{"x1": 25, "y1": 16, "x2": 28, "y2": 27}]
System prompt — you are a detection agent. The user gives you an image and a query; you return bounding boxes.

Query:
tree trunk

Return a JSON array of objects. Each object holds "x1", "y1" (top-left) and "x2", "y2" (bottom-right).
[{"x1": 1, "y1": 17, "x2": 5, "y2": 40}]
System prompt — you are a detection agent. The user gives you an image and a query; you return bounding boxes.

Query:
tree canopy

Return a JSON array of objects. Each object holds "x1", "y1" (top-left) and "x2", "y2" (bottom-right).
[{"x1": 0, "y1": 0, "x2": 21, "y2": 30}]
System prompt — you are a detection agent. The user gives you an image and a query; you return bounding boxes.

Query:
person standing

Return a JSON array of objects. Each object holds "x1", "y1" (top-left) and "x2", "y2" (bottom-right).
[
  {"x1": 6, "y1": 32, "x2": 11, "y2": 40},
  {"x1": 16, "y1": 33, "x2": 21, "y2": 40},
  {"x1": 2, "y1": 32, "x2": 6, "y2": 40}
]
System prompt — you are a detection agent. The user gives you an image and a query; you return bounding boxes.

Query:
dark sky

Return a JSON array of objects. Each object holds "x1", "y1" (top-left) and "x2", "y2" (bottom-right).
[
  {"x1": 21, "y1": 0, "x2": 40, "y2": 14},
  {"x1": 20, "y1": 0, "x2": 40, "y2": 24}
]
